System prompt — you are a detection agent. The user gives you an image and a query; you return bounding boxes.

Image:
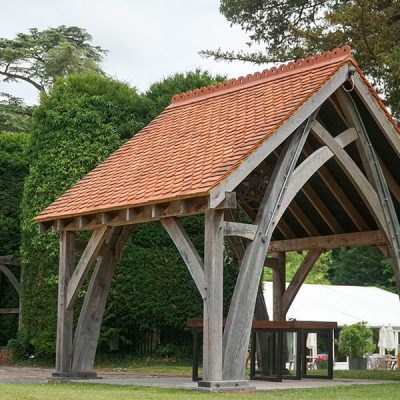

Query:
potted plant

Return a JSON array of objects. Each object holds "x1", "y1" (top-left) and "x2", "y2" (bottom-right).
[{"x1": 338, "y1": 321, "x2": 375, "y2": 370}]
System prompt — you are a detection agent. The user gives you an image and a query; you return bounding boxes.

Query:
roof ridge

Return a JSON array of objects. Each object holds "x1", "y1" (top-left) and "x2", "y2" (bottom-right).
[{"x1": 170, "y1": 45, "x2": 352, "y2": 107}]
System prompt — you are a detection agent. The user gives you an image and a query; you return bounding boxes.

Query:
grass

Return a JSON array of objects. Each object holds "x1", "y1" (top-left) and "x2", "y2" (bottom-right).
[
  {"x1": 1, "y1": 382, "x2": 400, "y2": 400},
  {"x1": 94, "y1": 353, "x2": 196, "y2": 376}
]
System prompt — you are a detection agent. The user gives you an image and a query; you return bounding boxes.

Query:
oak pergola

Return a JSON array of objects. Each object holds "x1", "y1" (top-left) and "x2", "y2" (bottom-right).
[{"x1": 36, "y1": 46, "x2": 400, "y2": 389}]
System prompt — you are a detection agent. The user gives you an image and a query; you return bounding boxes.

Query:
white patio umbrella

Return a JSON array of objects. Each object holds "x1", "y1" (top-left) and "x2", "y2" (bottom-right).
[
  {"x1": 378, "y1": 326, "x2": 387, "y2": 353},
  {"x1": 385, "y1": 325, "x2": 396, "y2": 352},
  {"x1": 306, "y1": 333, "x2": 318, "y2": 357}
]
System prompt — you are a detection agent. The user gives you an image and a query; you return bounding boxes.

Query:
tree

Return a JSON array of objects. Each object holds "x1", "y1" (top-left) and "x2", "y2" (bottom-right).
[
  {"x1": 145, "y1": 69, "x2": 226, "y2": 119},
  {"x1": 328, "y1": 246, "x2": 395, "y2": 290},
  {"x1": 263, "y1": 251, "x2": 331, "y2": 284},
  {"x1": 202, "y1": 0, "x2": 400, "y2": 118},
  {"x1": 0, "y1": 26, "x2": 107, "y2": 94},
  {"x1": 20, "y1": 72, "x2": 146, "y2": 359},
  {"x1": 0, "y1": 93, "x2": 32, "y2": 132}
]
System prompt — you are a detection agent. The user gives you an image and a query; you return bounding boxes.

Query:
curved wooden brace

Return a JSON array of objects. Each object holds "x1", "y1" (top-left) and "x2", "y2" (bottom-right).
[
  {"x1": 275, "y1": 127, "x2": 357, "y2": 224},
  {"x1": 0, "y1": 264, "x2": 20, "y2": 296},
  {"x1": 71, "y1": 225, "x2": 135, "y2": 374},
  {"x1": 66, "y1": 226, "x2": 110, "y2": 310},
  {"x1": 222, "y1": 117, "x2": 315, "y2": 380},
  {"x1": 311, "y1": 120, "x2": 390, "y2": 239}
]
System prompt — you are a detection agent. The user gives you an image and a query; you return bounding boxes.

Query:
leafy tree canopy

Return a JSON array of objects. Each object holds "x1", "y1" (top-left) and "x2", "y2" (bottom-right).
[
  {"x1": 0, "y1": 93, "x2": 32, "y2": 132},
  {"x1": 202, "y1": 0, "x2": 400, "y2": 118},
  {"x1": 145, "y1": 69, "x2": 226, "y2": 119},
  {"x1": 328, "y1": 246, "x2": 395, "y2": 290},
  {"x1": 263, "y1": 251, "x2": 331, "y2": 284},
  {"x1": 0, "y1": 26, "x2": 107, "y2": 93}
]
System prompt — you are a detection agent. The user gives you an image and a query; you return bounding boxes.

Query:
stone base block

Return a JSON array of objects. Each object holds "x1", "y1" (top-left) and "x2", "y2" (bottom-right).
[
  {"x1": 50, "y1": 371, "x2": 100, "y2": 380},
  {"x1": 196, "y1": 380, "x2": 256, "y2": 393}
]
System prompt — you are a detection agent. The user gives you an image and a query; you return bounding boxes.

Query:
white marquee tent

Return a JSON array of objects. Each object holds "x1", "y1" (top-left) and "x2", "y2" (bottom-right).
[
  {"x1": 264, "y1": 283, "x2": 400, "y2": 356},
  {"x1": 263, "y1": 283, "x2": 400, "y2": 329}
]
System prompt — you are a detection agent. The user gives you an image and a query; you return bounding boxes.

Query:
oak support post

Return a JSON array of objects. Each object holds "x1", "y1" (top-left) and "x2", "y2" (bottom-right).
[
  {"x1": 54, "y1": 231, "x2": 75, "y2": 375},
  {"x1": 272, "y1": 252, "x2": 286, "y2": 321},
  {"x1": 201, "y1": 209, "x2": 224, "y2": 383}
]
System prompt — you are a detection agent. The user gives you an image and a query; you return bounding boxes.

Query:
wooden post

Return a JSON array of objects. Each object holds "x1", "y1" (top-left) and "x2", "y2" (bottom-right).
[
  {"x1": 55, "y1": 230, "x2": 75, "y2": 375},
  {"x1": 272, "y1": 252, "x2": 286, "y2": 320},
  {"x1": 202, "y1": 209, "x2": 224, "y2": 382}
]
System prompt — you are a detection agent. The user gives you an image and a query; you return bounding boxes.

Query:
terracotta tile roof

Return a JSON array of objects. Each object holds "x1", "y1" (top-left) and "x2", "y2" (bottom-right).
[{"x1": 36, "y1": 45, "x2": 388, "y2": 222}]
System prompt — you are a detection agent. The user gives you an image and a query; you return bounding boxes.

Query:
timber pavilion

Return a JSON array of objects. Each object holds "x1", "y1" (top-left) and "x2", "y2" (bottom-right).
[{"x1": 36, "y1": 46, "x2": 400, "y2": 390}]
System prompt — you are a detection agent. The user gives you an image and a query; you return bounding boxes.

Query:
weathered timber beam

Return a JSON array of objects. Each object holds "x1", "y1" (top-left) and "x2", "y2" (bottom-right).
[
  {"x1": 222, "y1": 115, "x2": 315, "y2": 380},
  {"x1": 277, "y1": 218, "x2": 296, "y2": 239},
  {"x1": 272, "y1": 252, "x2": 286, "y2": 320},
  {"x1": 46, "y1": 197, "x2": 210, "y2": 232},
  {"x1": 288, "y1": 202, "x2": 319, "y2": 237},
  {"x1": 337, "y1": 88, "x2": 400, "y2": 294},
  {"x1": 276, "y1": 127, "x2": 357, "y2": 227},
  {"x1": 223, "y1": 221, "x2": 258, "y2": 240},
  {"x1": 352, "y1": 72, "x2": 400, "y2": 158},
  {"x1": 282, "y1": 249, "x2": 323, "y2": 314},
  {"x1": 161, "y1": 217, "x2": 205, "y2": 299},
  {"x1": 202, "y1": 209, "x2": 224, "y2": 382},
  {"x1": 379, "y1": 159, "x2": 400, "y2": 205},
  {"x1": 271, "y1": 147, "x2": 323, "y2": 238},
  {"x1": 0, "y1": 255, "x2": 20, "y2": 266},
  {"x1": 302, "y1": 183, "x2": 344, "y2": 233},
  {"x1": 0, "y1": 264, "x2": 21, "y2": 296},
  {"x1": 55, "y1": 230, "x2": 75, "y2": 374},
  {"x1": 71, "y1": 226, "x2": 134, "y2": 374},
  {"x1": 65, "y1": 226, "x2": 110, "y2": 310},
  {"x1": 0, "y1": 308, "x2": 19, "y2": 314},
  {"x1": 211, "y1": 191, "x2": 237, "y2": 210},
  {"x1": 269, "y1": 230, "x2": 385, "y2": 252},
  {"x1": 303, "y1": 143, "x2": 369, "y2": 231},
  {"x1": 312, "y1": 120, "x2": 390, "y2": 239}
]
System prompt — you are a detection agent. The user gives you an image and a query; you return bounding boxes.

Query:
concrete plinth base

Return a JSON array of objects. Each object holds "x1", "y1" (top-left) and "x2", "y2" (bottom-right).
[
  {"x1": 50, "y1": 371, "x2": 100, "y2": 380},
  {"x1": 196, "y1": 380, "x2": 256, "y2": 393}
]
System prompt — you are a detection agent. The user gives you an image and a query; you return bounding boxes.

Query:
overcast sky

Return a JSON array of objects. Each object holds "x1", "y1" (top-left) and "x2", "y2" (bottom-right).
[{"x1": 0, "y1": 0, "x2": 264, "y2": 105}]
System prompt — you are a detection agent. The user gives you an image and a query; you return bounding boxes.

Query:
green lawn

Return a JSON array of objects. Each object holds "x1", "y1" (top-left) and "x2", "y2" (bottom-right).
[{"x1": 1, "y1": 382, "x2": 400, "y2": 400}]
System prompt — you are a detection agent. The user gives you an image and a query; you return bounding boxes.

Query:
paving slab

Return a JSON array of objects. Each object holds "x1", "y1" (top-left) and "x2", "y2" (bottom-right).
[{"x1": 0, "y1": 366, "x2": 397, "y2": 392}]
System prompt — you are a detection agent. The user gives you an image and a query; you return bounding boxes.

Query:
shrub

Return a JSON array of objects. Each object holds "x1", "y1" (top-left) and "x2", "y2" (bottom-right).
[{"x1": 338, "y1": 321, "x2": 375, "y2": 358}]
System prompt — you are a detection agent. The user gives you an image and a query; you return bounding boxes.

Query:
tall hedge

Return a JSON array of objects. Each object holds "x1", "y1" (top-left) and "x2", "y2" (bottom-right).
[
  {"x1": 20, "y1": 72, "x2": 147, "y2": 359},
  {"x1": 0, "y1": 131, "x2": 29, "y2": 345},
  {"x1": 0, "y1": 131, "x2": 29, "y2": 255}
]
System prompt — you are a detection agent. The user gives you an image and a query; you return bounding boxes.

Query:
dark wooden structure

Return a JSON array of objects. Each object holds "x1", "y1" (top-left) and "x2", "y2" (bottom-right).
[
  {"x1": 188, "y1": 319, "x2": 337, "y2": 383},
  {"x1": 0, "y1": 255, "x2": 21, "y2": 319},
  {"x1": 35, "y1": 46, "x2": 400, "y2": 390}
]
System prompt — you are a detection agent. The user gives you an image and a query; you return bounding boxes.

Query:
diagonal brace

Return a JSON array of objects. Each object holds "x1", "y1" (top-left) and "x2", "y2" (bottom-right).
[
  {"x1": 161, "y1": 217, "x2": 205, "y2": 299},
  {"x1": 66, "y1": 226, "x2": 110, "y2": 310}
]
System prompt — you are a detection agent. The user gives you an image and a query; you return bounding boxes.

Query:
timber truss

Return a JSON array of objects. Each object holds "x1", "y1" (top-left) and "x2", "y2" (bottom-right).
[{"x1": 41, "y1": 68, "x2": 400, "y2": 387}]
